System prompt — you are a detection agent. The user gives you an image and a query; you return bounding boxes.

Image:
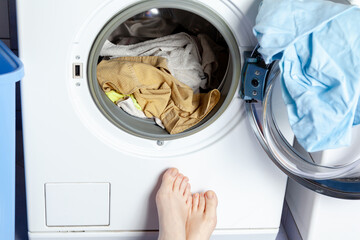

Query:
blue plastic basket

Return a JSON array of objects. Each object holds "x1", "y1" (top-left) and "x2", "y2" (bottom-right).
[{"x1": 0, "y1": 40, "x2": 24, "y2": 240}]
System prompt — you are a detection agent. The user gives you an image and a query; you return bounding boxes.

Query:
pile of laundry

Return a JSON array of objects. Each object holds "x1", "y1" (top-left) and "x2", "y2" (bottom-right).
[{"x1": 97, "y1": 32, "x2": 224, "y2": 134}]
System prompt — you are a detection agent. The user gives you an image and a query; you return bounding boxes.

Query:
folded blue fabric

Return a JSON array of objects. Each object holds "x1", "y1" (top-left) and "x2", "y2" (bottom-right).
[{"x1": 254, "y1": 0, "x2": 360, "y2": 152}]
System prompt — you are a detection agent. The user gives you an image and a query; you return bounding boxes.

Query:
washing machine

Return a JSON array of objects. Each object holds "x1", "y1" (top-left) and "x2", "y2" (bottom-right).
[{"x1": 16, "y1": 0, "x2": 360, "y2": 239}]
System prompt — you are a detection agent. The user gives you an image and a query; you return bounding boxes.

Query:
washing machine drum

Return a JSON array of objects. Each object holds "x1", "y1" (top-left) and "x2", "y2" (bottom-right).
[
  {"x1": 88, "y1": 6, "x2": 240, "y2": 141},
  {"x1": 241, "y1": 48, "x2": 360, "y2": 199}
]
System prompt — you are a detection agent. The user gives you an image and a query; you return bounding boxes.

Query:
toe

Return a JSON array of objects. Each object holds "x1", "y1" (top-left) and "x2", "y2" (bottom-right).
[
  {"x1": 179, "y1": 177, "x2": 189, "y2": 194},
  {"x1": 162, "y1": 168, "x2": 178, "y2": 186},
  {"x1": 199, "y1": 192, "x2": 206, "y2": 212},
  {"x1": 192, "y1": 193, "x2": 199, "y2": 211},
  {"x1": 204, "y1": 190, "x2": 218, "y2": 218},
  {"x1": 173, "y1": 174, "x2": 184, "y2": 191},
  {"x1": 186, "y1": 195, "x2": 192, "y2": 207}
]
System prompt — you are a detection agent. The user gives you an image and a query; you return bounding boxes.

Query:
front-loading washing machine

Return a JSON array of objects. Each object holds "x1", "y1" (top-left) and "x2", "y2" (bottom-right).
[
  {"x1": 18, "y1": 1, "x2": 288, "y2": 239},
  {"x1": 17, "y1": 0, "x2": 360, "y2": 239}
]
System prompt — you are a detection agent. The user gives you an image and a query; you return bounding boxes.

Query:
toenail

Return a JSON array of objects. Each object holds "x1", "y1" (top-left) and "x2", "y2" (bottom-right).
[
  {"x1": 206, "y1": 191, "x2": 214, "y2": 199},
  {"x1": 170, "y1": 168, "x2": 177, "y2": 176}
]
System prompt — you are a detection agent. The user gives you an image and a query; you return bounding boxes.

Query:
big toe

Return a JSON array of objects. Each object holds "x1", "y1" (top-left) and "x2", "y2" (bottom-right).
[
  {"x1": 205, "y1": 190, "x2": 218, "y2": 218},
  {"x1": 161, "y1": 168, "x2": 179, "y2": 186}
]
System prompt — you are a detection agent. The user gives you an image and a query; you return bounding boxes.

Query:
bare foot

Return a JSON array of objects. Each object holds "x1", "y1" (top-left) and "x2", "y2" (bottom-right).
[
  {"x1": 156, "y1": 168, "x2": 192, "y2": 240},
  {"x1": 186, "y1": 190, "x2": 218, "y2": 240}
]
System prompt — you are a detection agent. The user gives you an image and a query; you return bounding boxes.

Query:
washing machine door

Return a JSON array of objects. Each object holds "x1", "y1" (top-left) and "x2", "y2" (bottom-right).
[{"x1": 241, "y1": 48, "x2": 360, "y2": 199}]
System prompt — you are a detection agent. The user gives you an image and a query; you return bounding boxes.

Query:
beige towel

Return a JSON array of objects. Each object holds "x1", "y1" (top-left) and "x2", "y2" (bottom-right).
[{"x1": 97, "y1": 56, "x2": 220, "y2": 134}]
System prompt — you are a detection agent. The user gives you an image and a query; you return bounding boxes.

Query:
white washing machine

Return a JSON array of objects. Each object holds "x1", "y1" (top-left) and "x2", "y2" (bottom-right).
[
  {"x1": 17, "y1": 0, "x2": 360, "y2": 239},
  {"x1": 18, "y1": 1, "x2": 288, "y2": 239}
]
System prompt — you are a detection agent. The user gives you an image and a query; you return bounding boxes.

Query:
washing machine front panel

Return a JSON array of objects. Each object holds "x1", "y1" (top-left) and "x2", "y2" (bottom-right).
[
  {"x1": 67, "y1": 0, "x2": 261, "y2": 158},
  {"x1": 71, "y1": 0, "x2": 258, "y2": 147},
  {"x1": 18, "y1": 0, "x2": 287, "y2": 238}
]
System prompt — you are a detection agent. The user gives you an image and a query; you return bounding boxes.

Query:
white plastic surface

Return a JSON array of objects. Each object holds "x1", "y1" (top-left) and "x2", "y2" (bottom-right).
[
  {"x1": 286, "y1": 179, "x2": 360, "y2": 240},
  {"x1": 45, "y1": 183, "x2": 110, "y2": 226},
  {"x1": 29, "y1": 229, "x2": 279, "y2": 240},
  {"x1": 348, "y1": 0, "x2": 360, "y2": 5}
]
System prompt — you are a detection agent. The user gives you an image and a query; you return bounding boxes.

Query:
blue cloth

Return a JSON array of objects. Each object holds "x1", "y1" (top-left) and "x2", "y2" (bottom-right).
[{"x1": 254, "y1": 0, "x2": 360, "y2": 152}]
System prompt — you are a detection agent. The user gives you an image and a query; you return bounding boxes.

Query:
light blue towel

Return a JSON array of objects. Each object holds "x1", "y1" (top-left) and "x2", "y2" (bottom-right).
[{"x1": 254, "y1": 0, "x2": 360, "y2": 152}]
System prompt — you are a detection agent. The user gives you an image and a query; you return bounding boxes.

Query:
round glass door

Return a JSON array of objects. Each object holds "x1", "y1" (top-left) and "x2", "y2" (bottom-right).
[
  {"x1": 87, "y1": 1, "x2": 241, "y2": 140},
  {"x1": 243, "y1": 50, "x2": 360, "y2": 199}
]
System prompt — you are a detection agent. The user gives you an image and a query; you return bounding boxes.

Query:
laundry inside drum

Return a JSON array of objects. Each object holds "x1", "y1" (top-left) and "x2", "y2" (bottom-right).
[{"x1": 89, "y1": 7, "x2": 240, "y2": 140}]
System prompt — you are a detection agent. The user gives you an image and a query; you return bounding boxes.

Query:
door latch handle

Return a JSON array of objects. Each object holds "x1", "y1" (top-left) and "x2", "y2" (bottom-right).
[{"x1": 240, "y1": 49, "x2": 272, "y2": 102}]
